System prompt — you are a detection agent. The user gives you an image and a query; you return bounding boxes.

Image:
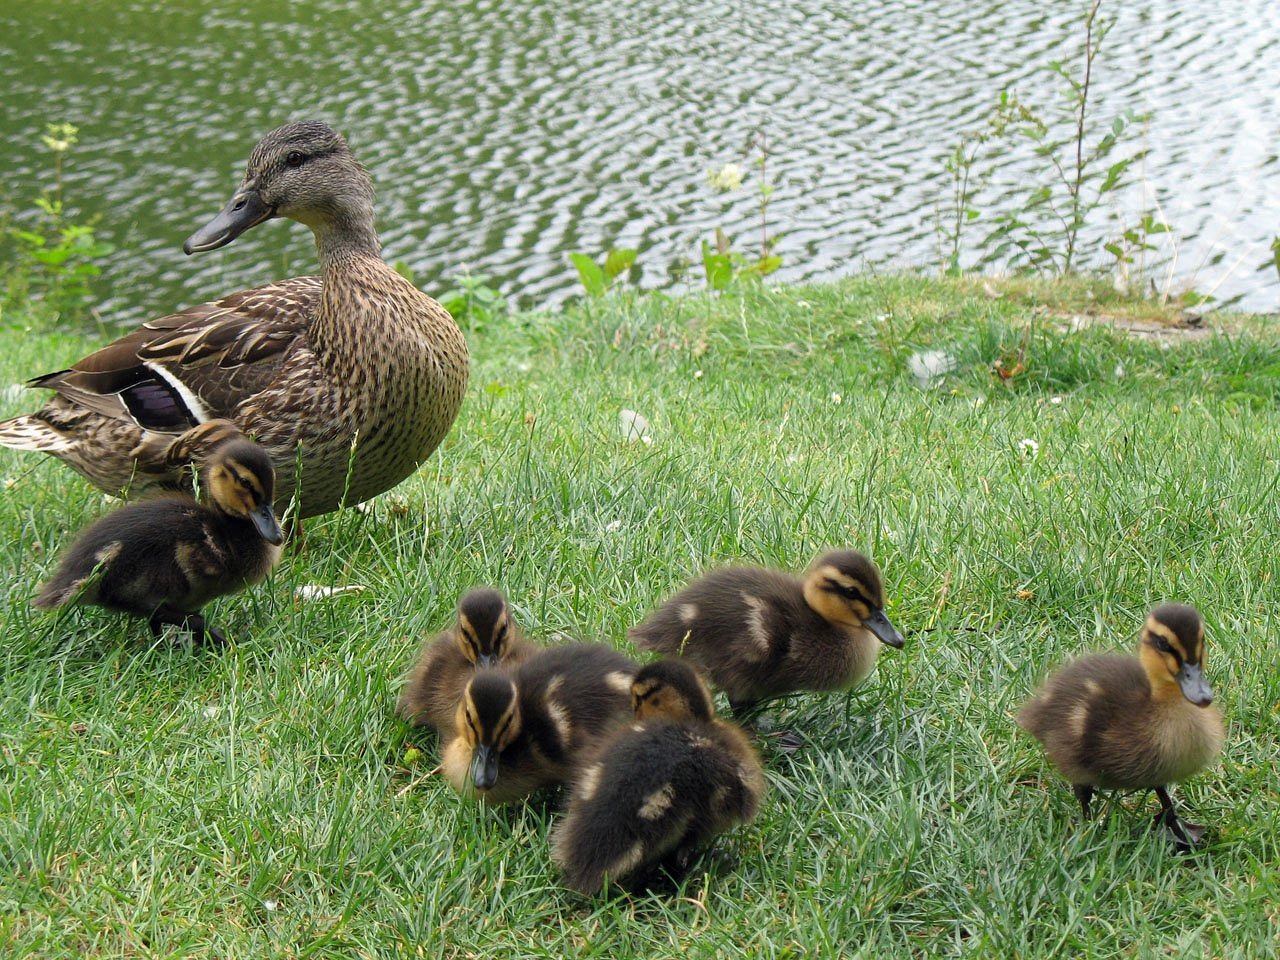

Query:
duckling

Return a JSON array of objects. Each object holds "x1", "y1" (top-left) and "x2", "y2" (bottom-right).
[
  {"x1": 1017, "y1": 604, "x2": 1225, "y2": 851},
  {"x1": 32, "y1": 432, "x2": 285, "y2": 644},
  {"x1": 396, "y1": 587, "x2": 536, "y2": 735},
  {"x1": 550, "y1": 658, "x2": 765, "y2": 895},
  {"x1": 440, "y1": 643, "x2": 637, "y2": 804},
  {"x1": 628, "y1": 550, "x2": 905, "y2": 718}
]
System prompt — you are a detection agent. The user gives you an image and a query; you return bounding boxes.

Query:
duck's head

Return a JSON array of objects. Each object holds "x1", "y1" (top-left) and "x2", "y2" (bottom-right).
[
  {"x1": 455, "y1": 671, "x2": 522, "y2": 793},
  {"x1": 802, "y1": 550, "x2": 904, "y2": 648},
  {"x1": 454, "y1": 588, "x2": 516, "y2": 668},
  {"x1": 204, "y1": 440, "x2": 285, "y2": 546},
  {"x1": 184, "y1": 120, "x2": 376, "y2": 255},
  {"x1": 1139, "y1": 604, "x2": 1213, "y2": 707},
  {"x1": 632, "y1": 658, "x2": 715, "y2": 723}
]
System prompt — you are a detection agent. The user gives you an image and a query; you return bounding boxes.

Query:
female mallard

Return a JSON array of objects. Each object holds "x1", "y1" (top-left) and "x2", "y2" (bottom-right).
[{"x1": 0, "y1": 121, "x2": 468, "y2": 519}]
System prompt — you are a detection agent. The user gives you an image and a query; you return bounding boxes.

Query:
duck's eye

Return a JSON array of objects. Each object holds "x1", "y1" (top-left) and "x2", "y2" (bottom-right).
[
  {"x1": 1153, "y1": 637, "x2": 1174, "y2": 654},
  {"x1": 284, "y1": 151, "x2": 306, "y2": 168}
]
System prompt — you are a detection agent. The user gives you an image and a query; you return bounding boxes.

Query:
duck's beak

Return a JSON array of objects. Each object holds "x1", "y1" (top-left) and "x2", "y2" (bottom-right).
[
  {"x1": 184, "y1": 186, "x2": 275, "y2": 254},
  {"x1": 470, "y1": 744, "x2": 499, "y2": 791},
  {"x1": 864, "y1": 609, "x2": 905, "y2": 649},
  {"x1": 1177, "y1": 661, "x2": 1214, "y2": 707},
  {"x1": 476, "y1": 652, "x2": 498, "y2": 669},
  {"x1": 251, "y1": 502, "x2": 285, "y2": 546}
]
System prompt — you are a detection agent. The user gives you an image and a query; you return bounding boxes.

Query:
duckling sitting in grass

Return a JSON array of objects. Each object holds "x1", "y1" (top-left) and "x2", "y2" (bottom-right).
[
  {"x1": 551, "y1": 658, "x2": 765, "y2": 895},
  {"x1": 33, "y1": 428, "x2": 284, "y2": 645},
  {"x1": 628, "y1": 550, "x2": 905, "y2": 721},
  {"x1": 396, "y1": 587, "x2": 536, "y2": 735},
  {"x1": 441, "y1": 643, "x2": 637, "y2": 804},
  {"x1": 1017, "y1": 603, "x2": 1225, "y2": 851}
]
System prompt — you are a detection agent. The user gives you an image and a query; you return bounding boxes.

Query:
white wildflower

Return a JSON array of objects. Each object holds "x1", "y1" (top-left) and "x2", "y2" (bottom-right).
[
  {"x1": 707, "y1": 162, "x2": 744, "y2": 193},
  {"x1": 1049, "y1": 396, "x2": 1063, "y2": 405},
  {"x1": 907, "y1": 350, "x2": 958, "y2": 389},
  {"x1": 619, "y1": 409, "x2": 651, "y2": 443},
  {"x1": 1019, "y1": 438, "x2": 1040, "y2": 458},
  {"x1": 830, "y1": 393, "x2": 843, "y2": 405},
  {"x1": 605, "y1": 519, "x2": 623, "y2": 533},
  {"x1": 263, "y1": 899, "x2": 279, "y2": 912},
  {"x1": 202, "y1": 705, "x2": 221, "y2": 719},
  {"x1": 693, "y1": 369, "x2": 703, "y2": 379}
]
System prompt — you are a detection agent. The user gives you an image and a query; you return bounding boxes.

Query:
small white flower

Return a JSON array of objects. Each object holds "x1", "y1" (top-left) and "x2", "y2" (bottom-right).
[
  {"x1": 907, "y1": 350, "x2": 958, "y2": 389},
  {"x1": 796, "y1": 300, "x2": 812, "y2": 309},
  {"x1": 619, "y1": 409, "x2": 651, "y2": 443},
  {"x1": 830, "y1": 393, "x2": 843, "y2": 405},
  {"x1": 202, "y1": 705, "x2": 221, "y2": 719},
  {"x1": 1049, "y1": 396, "x2": 1063, "y2": 405},
  {"x1": 295, "y1": 585, "x2": 367, "y2": 602},
  {"x1": 693, "y1": 369, "x2": 703, "y2": 379},
  {"x1": 1114, "y1": 363, "x2": 1126, "y2": 378},
  {"x1": 605, "y1": 519, "x2": 623, "y2": 533},
  {"x1": 973, "y1": 397, "x2": 986, "y2": 408},
  {"x1": 1019, "y1": 438, "x2": 1040, "y2": 458},
  {"x1": 707, "y1": 162, "x2": 744, "y2": 192},
  {"x1": 263, "y1": 900, "x2": 279, "y2": 912},
  {"x1": 3, "y1": 477, "x2": 16, "y2": 491}
]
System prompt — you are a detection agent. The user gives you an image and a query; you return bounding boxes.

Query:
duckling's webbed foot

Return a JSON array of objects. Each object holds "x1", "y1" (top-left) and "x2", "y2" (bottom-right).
[
  {"x1": 1073, "y1": 784, "x2": 1095, "y2": 820},
  {"x1": 148, "y1": 608, "x2": 226, "y2": 646},
  {"x1": 1153, "y1": 786, "x2": 1205, "y2": 852}
]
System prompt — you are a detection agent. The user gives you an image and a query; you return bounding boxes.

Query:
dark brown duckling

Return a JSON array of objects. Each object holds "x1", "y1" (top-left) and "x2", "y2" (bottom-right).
[
  {"x1": 551, "y1": 658, "x2": 765, "y2": 895},
  {"x1": 629, "y1": 549, "x2": 904, "y2": 718},
  {"x1": 396, "y1": 587, "x2": 537, "y2": 735},
  {"x1": 1018, "y1": 603, "x2": 1225, "y2": 851},
  {"x1": 440, "y1": 643, "x2": 637, "y2": 804},
  {"x1": 32, "y1": 434, "x2": 284, "y2": 644}
]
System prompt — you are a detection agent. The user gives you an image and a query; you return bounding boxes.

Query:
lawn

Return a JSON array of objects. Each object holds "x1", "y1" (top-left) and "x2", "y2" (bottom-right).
[{"x1": 1, "y1": 274, "x2": 1277, "y2": 957}]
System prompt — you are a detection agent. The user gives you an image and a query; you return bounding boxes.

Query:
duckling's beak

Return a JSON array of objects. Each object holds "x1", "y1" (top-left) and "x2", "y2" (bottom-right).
[
  {"x1": 1177, "y1": 661, "x2": 1214, "y2": 707},
  {"x1": 251, "y1": 503, "x2": 285, "y2": 546},
  {"x1": 183, "y1": 187, "x2": 275, "y2": 254},
  {"x1": 476, "y1": 652, "x2": 498, "y2": 669},
  {"x1": 864, "y1": 609, "x2": 905, "y2": 648},
  {"x1": 470, "y1": 744, "x2": 499, "y2": 791}
]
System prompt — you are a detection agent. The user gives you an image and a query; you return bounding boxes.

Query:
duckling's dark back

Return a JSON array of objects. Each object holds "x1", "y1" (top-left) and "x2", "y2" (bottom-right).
[
  {"x1": 515, "y1": 643, "x2": 638, "y2": 757},
  {"x1": 33, "y1": 492, "x2": 277, "y2": 615}
]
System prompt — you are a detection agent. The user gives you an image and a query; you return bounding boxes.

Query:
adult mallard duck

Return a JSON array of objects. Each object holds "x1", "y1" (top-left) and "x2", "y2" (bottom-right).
[{"x1": 0, "y1": 120, "x2": 469, "y2": 519}]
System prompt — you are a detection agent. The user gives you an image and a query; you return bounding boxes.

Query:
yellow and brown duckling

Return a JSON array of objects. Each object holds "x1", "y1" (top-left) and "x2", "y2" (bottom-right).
[
  {"x1": 441, "y1": 643, "x2": 638, "y2": 804},
  {"x1": 0, "y1": 120, "x2": 468, "y2": 519},
  {"x1": 1017, "y1": 603, "x2": 1225, "y2": 851},
  {"x1": 396, "y1": 587, "x2": 536, "y2": 735},
  {"x1": 629, "y1": 550, "x2": 905, "y2": 718},
  {"x1": 550, "y1": 658, "x2": 765, "y2": 895},
  {"x1": 33, "y1": 428, "x2": 285, "y2": 644}
]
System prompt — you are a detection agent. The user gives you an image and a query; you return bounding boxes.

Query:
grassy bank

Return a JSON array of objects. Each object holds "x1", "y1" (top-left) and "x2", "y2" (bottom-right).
[{"x1": 1, "y1": 274, "x2": 1278, "y2": 957}]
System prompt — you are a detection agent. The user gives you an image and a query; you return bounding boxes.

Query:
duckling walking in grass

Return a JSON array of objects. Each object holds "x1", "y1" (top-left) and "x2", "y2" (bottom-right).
[
  {"x1": 1017, "y1": 604, "x2": 1224, "y2": 851},
  {"x1": 33, "y1": 427, "x2": 284, "y2": 645},
  {"x1": 628, "y1": 550, "x2": 904, "y2": 719},
  {"x1": 551, "y1": 658, "x2": 765, "y2": 895},
  {"x1": 397, "y1": 587, "x2": 536, "y2": 735},
  {"x1": 441, "y1": 643, "x2": 637, "y2": 804}
]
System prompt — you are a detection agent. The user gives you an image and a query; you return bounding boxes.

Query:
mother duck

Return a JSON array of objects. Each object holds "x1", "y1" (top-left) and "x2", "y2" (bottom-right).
[{"x1": 0, "y1": 121, "x2": 468, "y2": 519}]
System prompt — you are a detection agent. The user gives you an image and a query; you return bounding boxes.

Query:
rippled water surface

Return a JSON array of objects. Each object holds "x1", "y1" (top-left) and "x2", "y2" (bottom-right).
[{"x1": 1, "y1": 0, "x2": 1277, "y2": 324}]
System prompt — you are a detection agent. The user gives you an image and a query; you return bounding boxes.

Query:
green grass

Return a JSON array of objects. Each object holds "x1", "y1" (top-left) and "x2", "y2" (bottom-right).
[{"x1": 1, "y1": 274, "x2": 1278, "y2": 958}]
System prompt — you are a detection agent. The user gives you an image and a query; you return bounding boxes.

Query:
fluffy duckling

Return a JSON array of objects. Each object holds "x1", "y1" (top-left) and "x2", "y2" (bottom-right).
[
  {"x1": 629, "y1": 550, "x2": 905, "y2": 717},
  {"x1": 441, "y1": 643, "x2": 638, "y2": 804},
  {"x1": 551, "y1": 658, "x2": 765, "y2": 895},
  {"x1": 1018, "y1": 604, "x2": 1225, "y2": 851},
  {"x1": 396, "y1": 587, "x2": 536, "y2": 735},
  {"x1": 33, "y1": 433, "x2": 285, "y2": 644}
]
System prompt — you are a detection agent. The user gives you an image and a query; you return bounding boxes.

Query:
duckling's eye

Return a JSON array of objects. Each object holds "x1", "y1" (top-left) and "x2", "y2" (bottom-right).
[
  {"x1": 1153, "y1": 637, "x2": 1174, "y2": 655},
  {"x1": 284, "y1": 151, "x2": 306, "y2": 168}
]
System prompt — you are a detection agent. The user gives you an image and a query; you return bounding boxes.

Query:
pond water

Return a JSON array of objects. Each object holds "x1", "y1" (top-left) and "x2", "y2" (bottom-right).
[{"x1": 1, "y1": 0, "x2": 1277, "y2": 326}]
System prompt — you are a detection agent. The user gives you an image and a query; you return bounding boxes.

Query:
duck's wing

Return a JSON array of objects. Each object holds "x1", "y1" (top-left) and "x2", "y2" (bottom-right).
[{"x1": 30, "y1": 276, "x2": 320, "y2": 433}]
